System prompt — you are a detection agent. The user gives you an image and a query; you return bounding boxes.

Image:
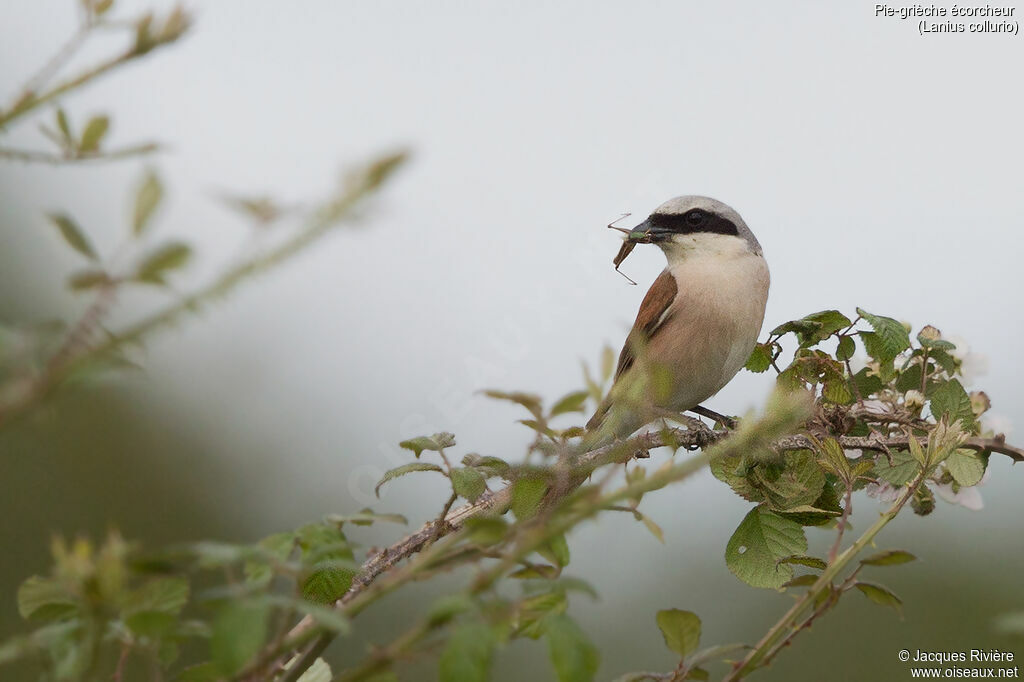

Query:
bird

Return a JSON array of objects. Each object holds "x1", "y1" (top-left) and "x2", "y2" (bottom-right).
[{"x1": 582, "y1": 195, "x2": 770, "y2": 451}]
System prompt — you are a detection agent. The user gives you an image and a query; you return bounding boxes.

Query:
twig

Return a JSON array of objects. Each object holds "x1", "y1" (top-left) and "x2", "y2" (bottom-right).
[{"x1": 0, "y1": 143, "x2": 160, "y2": 164}]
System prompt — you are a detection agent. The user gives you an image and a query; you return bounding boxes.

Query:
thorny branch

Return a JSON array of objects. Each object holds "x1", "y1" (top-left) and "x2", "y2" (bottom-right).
[{"x1": 278, "y1": 409, "x2": 1021, "y2": 679}]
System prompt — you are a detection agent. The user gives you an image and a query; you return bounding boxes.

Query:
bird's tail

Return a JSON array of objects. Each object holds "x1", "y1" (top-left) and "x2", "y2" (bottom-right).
[{"x1": 578, "y1": 397, "x2": 643, "y2": 453}]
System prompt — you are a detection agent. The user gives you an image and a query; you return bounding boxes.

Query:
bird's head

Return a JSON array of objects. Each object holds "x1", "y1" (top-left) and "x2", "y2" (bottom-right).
[{"x1": 626, "y1": 195, "x2": 763, "y2": 261}]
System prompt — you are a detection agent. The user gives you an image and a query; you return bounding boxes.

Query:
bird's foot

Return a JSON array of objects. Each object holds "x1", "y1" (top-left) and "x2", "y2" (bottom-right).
[{"x1": 690, "y1": 405, "x2": 738, "y2": 430}]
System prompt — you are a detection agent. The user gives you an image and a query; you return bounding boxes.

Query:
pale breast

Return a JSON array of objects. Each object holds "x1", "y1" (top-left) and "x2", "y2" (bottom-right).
[{"x1": 650, "y1": 251, "x2": 770, "y2": 411}]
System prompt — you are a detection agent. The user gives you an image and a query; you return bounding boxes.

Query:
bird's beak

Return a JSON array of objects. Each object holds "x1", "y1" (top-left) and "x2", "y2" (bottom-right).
[{"x1": 626, "y1": 218, "x2": 671, "y2": 243}]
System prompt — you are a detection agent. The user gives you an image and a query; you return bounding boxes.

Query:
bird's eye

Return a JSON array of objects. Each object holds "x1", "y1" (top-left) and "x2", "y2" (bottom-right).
[{"x1": 686, "y1": 210, "x2": 704, "y2": 225}]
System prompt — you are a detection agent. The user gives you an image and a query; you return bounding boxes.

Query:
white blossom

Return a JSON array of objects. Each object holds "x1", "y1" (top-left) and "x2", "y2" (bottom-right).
[{"x1": 865, "y1": 481, "x2": 900, "y2": 503}]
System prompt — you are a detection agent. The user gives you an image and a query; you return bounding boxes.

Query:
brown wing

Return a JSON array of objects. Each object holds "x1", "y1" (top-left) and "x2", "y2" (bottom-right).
[
  {"x1": 585, "y1": 270, "x2": 678, "y2": 433},
  {"x1": 614, "y1": 269, "x2": 678, "y2": 379}
]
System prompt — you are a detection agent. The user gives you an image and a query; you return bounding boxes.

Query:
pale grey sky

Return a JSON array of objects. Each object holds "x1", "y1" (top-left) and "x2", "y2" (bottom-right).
[{"x1": 2, "y1": 2, "x2": 1022, "y2": 677}]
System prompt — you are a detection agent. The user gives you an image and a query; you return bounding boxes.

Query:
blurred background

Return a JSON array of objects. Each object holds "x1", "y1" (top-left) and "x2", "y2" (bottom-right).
[{"x1": 2, "y1": 1, "x2": 1022, "y2": 680}]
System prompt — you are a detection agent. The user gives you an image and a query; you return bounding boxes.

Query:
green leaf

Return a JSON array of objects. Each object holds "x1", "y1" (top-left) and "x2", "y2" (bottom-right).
[
  {"x1": 550, "y1": 390, "x2": 589, "y2": 417},
  {"x1": 48, "y1": 213, "x2": 98, "y2": 260},
  {"x1": 399, "y1": 432, "x2": 456, "y2": 457},
  {"x1": 17, "y1": 576, "x2": 77, "y2": 621},
  {"x1": 745, "y1": 343, "x2": 772, "y2": 373},
  {"x1": 78, "y1": 114, "x2": 109, "y2": 152},
  {"x1": 55, "y1": 108, "x2": 72, "y2": 143},
  {"x1": 464, "y1": 516, "x2": 509, "y2": 545},
  {"x1": 781, "y1": 574, "x2": 818, "y2": 588},
  {"x1": 134, "y1": 241, "x2": 192, "y2": 284},
  {"x1": 483, "y1": 390, "x2": 543, "y2": 418},
  {"x1": 544, "y1": 614, "x2": 599, "y2": 682},
  {"x1": 132, "y1": 169, "x2": 163, "y2": 235},
  {"x1": 123, "y1": 577, "x2": 188, "y2": 616},
  {"x1": 856, "y1": 308, "x2": 911, "y2": 363},
  {"x1": 125, "y1": 611, "x2": 176, "y2": 638},
  {"x1": 854, "y1": 582, "x2": 903, "y2": 614},
  {"x1": 797, "y1": 310, "x2": 852, "y2": 346},
  {"x1": 210, "y1": 601, "x2": 269, "y2": 675},
  {"x1": 244, "y1": 532, "x2": 296, "y2": 588},
  {"x1": 836, "y1": 335, "x2": 855, "y2": 361},
  {"x1": 815, "y1": 437, "x2": 852, "y2": 483},
  {"x1": 450, "y1": 467, "x2": 487, "y2": 502},
  {"x1": 874, "y1": 450, "x2": 919, "y2": 485},
  {"x1": 860, "y1": 550, "x2": 916, "y2": 566},
  {"x1": 539, "y1": 535, "x2": 570, "y2": 568},
  {"x1": 750, "y1": 450, "x2": 826, "y2": 512},
  {"x1": 725, "y1": 507, "x2": 807, "y2": 589},
  {"x1": 930, "y1": 379, "x2": 974, "y2": 428},
  {"x1": 907, "y1": 435, "x2": 928, "y2": 468},
  {"x1": 511, "y1": 476, "x2": 548, "y2": 521},
  {"x1": 427, "y1": 594, "x2": 474, "y2": 626},
  {"x1": 777, "y1": 555, "x2": 827, "y2": 570},
  {"x1": 439, "y1": 623, "x2": 495, "y2": 682},
  {"x1": 375, "y1": 462, "x2": 444, "y2": 497},
  {"x1": 655, "y1": 609, "x2": 701, "y2": 657},
  {"x1": 462, "y1": 453, "x2": 512, "y2": 479},
  {"x1": 301, "y1": 564, "x2": 356, "y2": 604},
  {"x1": 638, "y1": 512, "x2": 665, "y2": 544},
  {"x1": 710, "y1": 451, "x2": 764, "y2": 504},
  {"x1": 67, "y1": 269, "x2": 112, "y2": 291},
  {"x1": 946, "y1": 448, "x2": 986, "y2": 487}
]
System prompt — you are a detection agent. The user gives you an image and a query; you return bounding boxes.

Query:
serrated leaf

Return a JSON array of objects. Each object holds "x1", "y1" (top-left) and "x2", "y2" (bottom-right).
[
  {"x1": 860, "y1": 550, "x2": 916, "y2": 566},
  {"x1": 48, "y1": 213, "x2": 98, "y2": 260},
  {"x1": 462, "y1": 454, "x2": 511, "y2": 479},
  {"x1": 836, "y1": 335, "x2": 855, "y2": 361},
  {"x1": 544, "y1": 614, "x2": 599, "y2": 682},
  {"x1": 751, "y1": 450, "x2": 826, "y2": 512},
  {"x1": 439, "y1": 624, "x2": 494, "y2": 682},
  {"x1": 655, "y1": 609, "x2": 701, "y2": 657},
  {"x1": 78, "y1": 114, "x2": 109, "y2": 152},
  {"x1": 946, "y1": 448, "x2": 986, "y2": 487},
  {"x1": 776, "y1": 555, "x2": 827, "y2": 570},
  {"x1": 854, "y1": 582, "x2": 903, "y2": 614},
  {"x1": 374, "y1": 462, "x2": 444, "y2": 497},
  {"x1": 856, "y1": 308, "x2": 911, "y2": 363},
  {"x1": 550, "y1": 390, "x2": 589, "y2": 417},
  {"x1": 874, "y1": 450, "x2": 919, "y2": 485},
  {"x1": 745, "y1": 343, "x2": 772, "y2": 373},
  {"x1": 511, "y1": 476, "x2": 548, "y2": 521},
  {"x1": 794, "y1": 310, "x2": 852, "y2": 346},
  {"x1": 17, "y1": 576, "x2": 77, "y2": 621},
  {"x1": 725, "y1": 507, "x2": 807, "y2": 589},
  {"x1": 301, "y1": 565, "x2": 356, "y2": 604},
  {"x1": 450, "y1": 467, "x2": 486, "y2": 502},
  {"x1": 123, "y1": 577, "x2": 188, "y2": 616},
  {"x1": 930, "y1": 379, "x2": 974, "y2": 429},
  {"x1": 710, "y1": 451, "x2": 764, "y2": 503},
  {"x1": 815, "y1": 437, "x2": 852, "y2": 483},
  {"x1": 399, "y1": 432, "x2": 456, "y2": 457},
  {"x1": 132, "y1": 170, "x2": 164, "y2": 235},
  {"x1": 134, "y1": 241, "x2": 191, "y2": 284}
]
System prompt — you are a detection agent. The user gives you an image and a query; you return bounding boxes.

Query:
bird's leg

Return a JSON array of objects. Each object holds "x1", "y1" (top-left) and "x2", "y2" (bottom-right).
[{"x1": 690, "y1": 405, "x2": 738, "y2": 430}]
